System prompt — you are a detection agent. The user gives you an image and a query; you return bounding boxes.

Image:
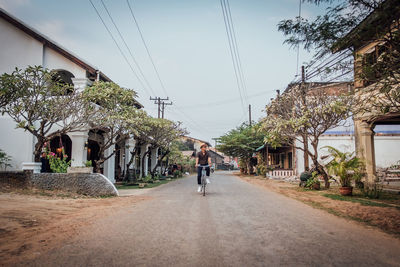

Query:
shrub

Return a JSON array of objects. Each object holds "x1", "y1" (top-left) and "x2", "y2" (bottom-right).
[
  {"x1": 85, "y1": 160, "x2": 93, "y2": 167},
  {"x1": 173, "y1": 170, "x2": 182, "y2": 178},
  {"x1": 256, "y1": 164, "x2": 267, "y2": 176},
  {"x1": 362, "y1": 183, "x2": 383, "y2": 199},
  {"x1": 0, "y1": 149, "x2": 12, "y2": 170},
  {"x1": 305, "y1": 172, "x2": 321, "y2": 190},
  {"x1": 47, "y1": 151, "x2": 70, "y2": 173}
]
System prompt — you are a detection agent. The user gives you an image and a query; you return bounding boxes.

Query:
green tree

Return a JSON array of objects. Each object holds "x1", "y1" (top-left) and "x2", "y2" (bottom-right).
[
  {"x1": 217, "y1": 123, "x2": 264, "y2": 174},
  {"x1": 0, "y1": 66, "x2": 93, "y2": 162}
]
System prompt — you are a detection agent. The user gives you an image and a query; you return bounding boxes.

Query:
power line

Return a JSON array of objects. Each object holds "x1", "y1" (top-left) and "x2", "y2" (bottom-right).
[
  {"x1": 225, "y1": 0, "x2": 249, "y2": 104},
  {"x1": 219, "y1": 0, "x2": 247, "y2": 116},
  {"x1": 89, "y1": 0, "x2": 150, "y2": 98},
  {"x1": 178, "y1": 89, "x2": 276, "y2": 109},
  {"x1": 306, "y1": 51, "x2": 352, "y2": 80},
  {"x1": 99, "y1": 0, "x2": 157, "y2": 96},
  {"x1": 126, "y1": 0, "x2": 169, "y2": 97},
  {"x1": 88, "y1": 0, "x2": 152, "y2": 97}
]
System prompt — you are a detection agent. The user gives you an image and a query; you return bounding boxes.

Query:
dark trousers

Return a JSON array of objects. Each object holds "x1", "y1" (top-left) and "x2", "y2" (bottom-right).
[{"x1": 197, "y1": 165, "x2": 210, "y2": 185}]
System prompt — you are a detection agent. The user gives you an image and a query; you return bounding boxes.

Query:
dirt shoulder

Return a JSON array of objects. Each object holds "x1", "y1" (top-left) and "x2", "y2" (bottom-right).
[
  {"x1": 0, "y1": 189, "x2": 149, "y2": 265},
  {"x1": 237, "y1": 173, "x2": 400, "y2": 237}
]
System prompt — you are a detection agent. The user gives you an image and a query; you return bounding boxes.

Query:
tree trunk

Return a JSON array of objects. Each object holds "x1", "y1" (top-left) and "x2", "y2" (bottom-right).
[
  {"x1": 94, "y1": 159, "x2": 104, "y2": 173},
  {"x1": 246, "y1": 159, "x2": 251, "y2": 175},
  {"x1": 125, "y1": 148, "x2": 137, "y2": 180},
  {"x1": 34, "y1": 138, "x2": 45, "y2": 162},
  {"x1": 311, "y1": 142, "x2": 330, "y2": 189},
  {"x1": 150, "y1": 150, "x2": 169, "y2": 178},
  {"x1": 302, "y1": 135, "x2": 310, "y2": 171}
]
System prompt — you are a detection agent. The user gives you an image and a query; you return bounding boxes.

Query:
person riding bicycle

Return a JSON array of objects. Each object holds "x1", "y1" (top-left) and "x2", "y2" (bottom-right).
[{"x1": 196, "y1": 143, "x2": 212, "y2": 192}]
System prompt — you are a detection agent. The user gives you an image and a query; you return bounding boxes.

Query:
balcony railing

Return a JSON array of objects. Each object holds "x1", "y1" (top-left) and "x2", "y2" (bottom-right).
[{"x1": 267, "y1": 169, "x2": 294, "y2": 179}]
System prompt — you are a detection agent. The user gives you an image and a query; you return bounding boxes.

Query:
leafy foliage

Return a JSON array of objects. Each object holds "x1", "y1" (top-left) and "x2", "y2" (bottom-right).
[
  {"x1": 83, "y1": 81, "x2": 146, "y2": 172},
  {"x1": 260, "y1": 85, "x2": 353, "y2": 188},
  {"x1": 278, "y1": 0, "x2": 400, "y2": 115},
  {"x1": 217, "y1": 123, "x2": 264, "y2": 174},
  {"x1": 0, "y1": 149, "x2": 12, "y2": 170},
  {"x1": 324, "y1": 146, "x2": 363, "y2": 187},
  {"x1": 0, "y1": 66, "x2": 93, "y2": 161}
]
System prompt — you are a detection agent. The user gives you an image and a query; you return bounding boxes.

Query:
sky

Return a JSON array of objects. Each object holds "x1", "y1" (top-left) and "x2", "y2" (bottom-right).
[{"x1": 0, "y1": 0, "x2": 330, "y2": 144}]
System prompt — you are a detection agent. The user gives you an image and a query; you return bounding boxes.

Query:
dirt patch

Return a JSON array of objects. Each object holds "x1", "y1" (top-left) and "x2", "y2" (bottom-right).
[
  {"x1": 0, "y1": 190, "x2": 149, "y2": 265},
  {"x1": 237, "y1": 174, "x2": 400, "y2": 237}
]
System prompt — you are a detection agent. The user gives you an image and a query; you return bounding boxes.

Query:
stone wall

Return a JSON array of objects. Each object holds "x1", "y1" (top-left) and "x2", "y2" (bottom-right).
[
  {"x1": 0, "y1": 171, "x2": 28, "y2": 189},
  {"x1": 0, "y1": 171, "x2": 118, "y2": 197},
  {"x1": 30, "y1": 173, "x2": 119, "y2": 197}
]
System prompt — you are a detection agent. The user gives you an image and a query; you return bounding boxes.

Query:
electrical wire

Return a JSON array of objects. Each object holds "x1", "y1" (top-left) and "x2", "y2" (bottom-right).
[
  {"x1": 225, "y1": 0, "x2": 249, "y2": 104},
  {"x1": 100, "y1": 0, "x2": 157, "y2": 96},
  {"x1": 88, "y1": 0, "x2": 153, "y2": 97},
  {"x1": 219, "y1": 0, "x2": 247, "y2": 116},
  {"x1": 306, "y1": 51, "x2": 352, "y2": 80},
  {"x1": 126, "y1": 0, "x2": 169, "y2": 98}
]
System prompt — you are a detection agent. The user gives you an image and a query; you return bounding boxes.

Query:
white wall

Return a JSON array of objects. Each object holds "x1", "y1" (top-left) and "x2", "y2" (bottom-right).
[
  {"x1": 0, "y1": 115, "x2": 34, "y2": 170},
  {"x1": 375, "y1": 136, "x2": 400, "y2": 168},
  {"x1": 295, "y1": 134, "x2": 400, "y2": 174},
  {"x1": 43, "y1": 46, "x2": 86, "y2": 78},
  {"x1": 0, "y1": 18, "x2": 43, "y2": 74}
]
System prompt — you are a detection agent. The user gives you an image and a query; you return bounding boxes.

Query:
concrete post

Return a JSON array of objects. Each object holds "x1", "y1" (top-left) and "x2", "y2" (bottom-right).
[
  {"x1": 357, "y1": 121, "x2": 377, "y2": 186},
  {"x1": 103, "y1": 143, "x2": 115, "y2": 183},
  {"x1": 68, "y1": 131, "x2": 89, "y2": 167},
  {"x1": 140, "y1": 144, "x2": 150, "y2": 177},
  {"x1": 126, "y1": 139, "x2": 136, "y2": 170}
]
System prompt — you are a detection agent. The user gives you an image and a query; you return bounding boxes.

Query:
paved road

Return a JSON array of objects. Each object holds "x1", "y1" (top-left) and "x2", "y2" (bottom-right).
[{"x1": 24, "y1": 172, "x2": 400, "y2": 266}]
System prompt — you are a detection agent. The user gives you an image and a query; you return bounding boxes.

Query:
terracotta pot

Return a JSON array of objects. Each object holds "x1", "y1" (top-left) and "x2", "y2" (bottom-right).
[
  {"x1": 339, "y1": 186, "x2": 353, "y2": 196},
  {"x1": 313, "y1": 183, "x2": 321, "y2": 190}
]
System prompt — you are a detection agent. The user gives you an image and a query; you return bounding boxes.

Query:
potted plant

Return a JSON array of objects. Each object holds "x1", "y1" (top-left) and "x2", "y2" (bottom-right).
[
  {"x1": 305, "y1": 172, "x2": 321, "y2": 190},
  {"x1": 324, "y1": 146, "x2": 362, "y2": 196}
]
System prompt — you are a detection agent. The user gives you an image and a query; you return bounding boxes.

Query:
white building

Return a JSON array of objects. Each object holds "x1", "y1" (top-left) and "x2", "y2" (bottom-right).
[{"x1": 0, "y1": 8, "x2": 157, "y2": 182}]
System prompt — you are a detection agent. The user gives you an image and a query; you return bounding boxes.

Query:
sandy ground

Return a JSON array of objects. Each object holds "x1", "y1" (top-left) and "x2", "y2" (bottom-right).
[
  {"x1": 0, "y1": 190, "x2": 149, "y2": 265},
  {"x1": 238, "y1": 174, "x2": 400, "y2": 236},
  {"x1": 14, "y1": 172, "x2": 400, "y2": 266}
]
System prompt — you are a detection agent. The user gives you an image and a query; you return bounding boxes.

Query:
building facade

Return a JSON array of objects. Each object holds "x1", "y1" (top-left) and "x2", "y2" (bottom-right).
[{"x1": 0, "y1": 8, "x2": 156, "y2": 182}]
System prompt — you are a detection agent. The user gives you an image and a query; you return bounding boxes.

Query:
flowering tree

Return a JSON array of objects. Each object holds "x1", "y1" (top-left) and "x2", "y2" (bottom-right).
[
  {"x1": 260, "y1": 85, "x2": 353, "y2": 188},
  {"x1": 131, "y1": 117, "x2": 187, "y2": 177},
  {"x1": 0, "y1": 66, "x2": 93, "y2": 162},
  {"x1": 83, "y1": 81, "x2": 147, "y2": 173}
]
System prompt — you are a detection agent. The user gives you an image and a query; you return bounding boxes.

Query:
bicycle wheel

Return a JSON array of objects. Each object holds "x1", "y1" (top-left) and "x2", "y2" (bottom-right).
[{"x1": 201, "y1": 177, "x2": 206, "y2": 196}]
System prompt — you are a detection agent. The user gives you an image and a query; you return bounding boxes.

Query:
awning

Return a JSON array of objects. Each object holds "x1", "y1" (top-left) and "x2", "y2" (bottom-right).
[{"x1": 255, "y1": 144, "x2": 266, "y2": 152}]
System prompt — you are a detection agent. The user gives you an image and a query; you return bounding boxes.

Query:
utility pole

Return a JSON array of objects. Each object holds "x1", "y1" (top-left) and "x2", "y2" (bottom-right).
[
  {"x1": 161, "y1": 101, "x2": 173, "y2": 119},
  {"x1": 248, "y1": 104, "x2": 252, "y2": 126},
  {"x1": 300, "y1": 65, "x2": 309, "y2": 171},
  {"x1": 150, "y1": 97, "x2": 169, "y2": 119}
]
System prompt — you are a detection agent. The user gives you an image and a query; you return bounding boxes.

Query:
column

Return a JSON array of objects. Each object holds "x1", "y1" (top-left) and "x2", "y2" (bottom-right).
[
  {"x1": 126, "y1": 138, "x2": 136, "y2": 170},
  {"x1": 71, "y1": 77, "x2": 92, "y2": 93},
  {"x1": 103, "y1": 144, "x2": 115, "y2": 183},
  {"x1": 68, "y1": 131, "x2": 89, "y2": 167},
  {"x1": 358, "y1": 121, "x2": 376, "y2": 186},
  {"x1": 140, "y1": 144, "x2": 150, "y2": 177},
  {"x1": 150, "y1": 147, "x2": 159, "y2": 173}
]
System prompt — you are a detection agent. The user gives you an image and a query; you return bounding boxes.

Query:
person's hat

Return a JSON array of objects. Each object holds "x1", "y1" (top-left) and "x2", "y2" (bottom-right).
[{"x1": 200, "y1": 143, "x2": 208, "y2": 148}]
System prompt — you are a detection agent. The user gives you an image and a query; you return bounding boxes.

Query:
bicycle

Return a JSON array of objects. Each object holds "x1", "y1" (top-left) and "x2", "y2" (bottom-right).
[{"x1": 199, "y1": 165, "x2": 210, "y2": 196}]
